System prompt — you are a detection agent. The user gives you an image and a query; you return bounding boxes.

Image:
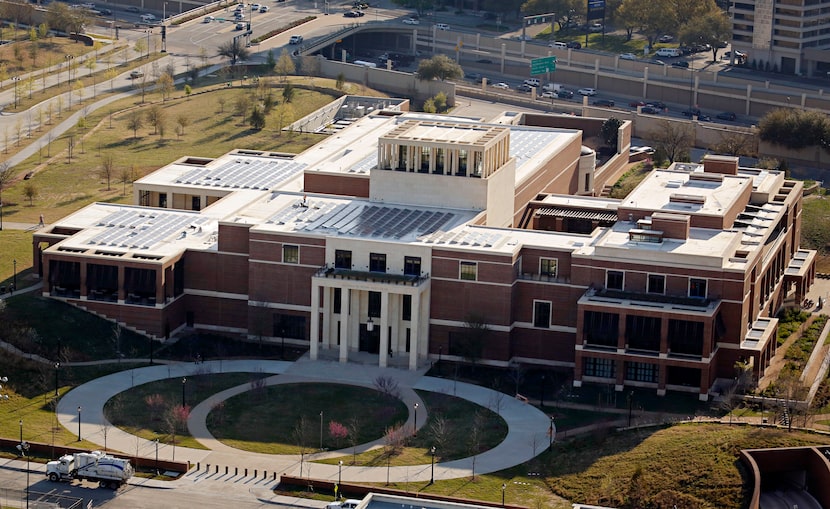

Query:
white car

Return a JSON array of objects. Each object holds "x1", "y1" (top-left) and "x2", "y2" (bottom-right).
[
  {"x1": 251, "y1": 3, "x2": 260, "y2": 9},
  {"x1": 540, "y1": 91, "x2": 556, "y2": 98},
  {"x1": 289, "y1": 35, "x2": 303, "y2": 44},
  {"x1": 578, "y1": 87, "x2": 597, "y2": 96},
  {"x1": 203, "y1": 15, "x2": 214, "y2": 22},
  {"x1": 620, "y1": 53, "x2": 637, "y2": 60},
  {"x1": 259, "y1": 5, "x2": 269, "y2": 12},
  {"x1": 491, "y1": 82, "x2": 510, "y2": 90},
  {"x1": 402, "y1": 17, "x2": 419, "y2": 24},
  {"x1": 630, "y1": 145, "x2": 655, "y2": 155},
  {"x1": 326, "y1": 500, "x2": 361, "y2": 509}
]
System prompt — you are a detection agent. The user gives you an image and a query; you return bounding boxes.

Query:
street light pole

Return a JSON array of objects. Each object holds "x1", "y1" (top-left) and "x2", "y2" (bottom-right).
[
  {"x1": 155, "y1": 439, "x2": 159, "y2": 472},
  {"x1": 549, "y1": 416, "x2": 554, "y2": 450},
  {"x1": 54, "y1": 362, "x2": 60, "y2": 396},
  {"x1": 319, "y1": 411, "x2": 323, "y2": 450},
  {"x1": 181, "y1": 377, "x2": 186, "y2": 407},
  {"x1": 413, "y1": 402, "x2": 419, "y2": 436},
  {"x1": 77, "y1": 406, "x2": 81, "y2": 441},
  {"x1": 19, "y1": 419, "x2": 22, "y2": 445},
  {"x1": 337, "y1": 459, "x2": 343, "y2": 497},
  {"x1": 502, "y1": 483, "x2": 506, "y2": 507},
  {"x1": 13, "y1": 259, "x2": 17, "y2": 291},
  {"x1": 430, "y1": 446, "x2": 436, "y2": 484}
]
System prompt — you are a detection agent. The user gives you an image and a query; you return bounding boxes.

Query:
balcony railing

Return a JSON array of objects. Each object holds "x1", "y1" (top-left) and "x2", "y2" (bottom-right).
[
  {"x1": 313, "y1": 266, "x2": 430, "y2": 287},
  {"x1": 517, "y1": 272, "x2": 570, "y2": 284}
]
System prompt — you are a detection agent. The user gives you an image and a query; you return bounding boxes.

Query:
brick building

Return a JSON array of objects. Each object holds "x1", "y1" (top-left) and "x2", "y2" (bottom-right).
[{"x1": 32, "y1": 101, "x2": 815, "y2": 399}]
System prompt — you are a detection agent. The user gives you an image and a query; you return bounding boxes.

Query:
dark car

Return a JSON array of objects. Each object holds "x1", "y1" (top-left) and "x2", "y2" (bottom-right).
[
  {"x1": 556, "y1": 89, "x2": 574, "y2": 99},
  {"x1": 629, "y1": 100, "x2": 646, "y2": 107},
  {"x1": 344, "y1": 10, "x2": 364, "y2": 16},
  {"x1": 126, "y1": 5, "x2": 140, "y2": 12},
  {"x1": 593, "y1": 99, "x2": 615, "y2": 107},
  {"x1": 476, "y1": 58, "x2": 493, "y2": 64},
  {"x1": 518, "y1": 84, "x2": 534, "y2": 92},
  {"x1": 716, "y1": 111, "x2": 737, "y2": 121},
  {"x1": 646, "y1": 101, "x2": 666, "y2": 109},
  {"x1": 640, "y1": 106, "x2": 661, "y2": 114},
  {"x1": 566, "y1": 41, "x2": 581, "y2": 49},
  {"x1": 682, "y1": 108, "x2": 702, "y2": 117},
  {"x1": 671, "y1": 61, "x2": 689, "y2": 68}
]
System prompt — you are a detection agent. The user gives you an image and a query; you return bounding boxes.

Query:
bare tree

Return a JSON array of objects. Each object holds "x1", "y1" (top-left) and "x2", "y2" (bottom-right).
[
  {"x1": 467, "y1": 411, "x2": 484, "y2": 480},
  {"x1": 23, "y1": 182, "x2": 37, "y2": 206},
  {"x1": 119, "y1": 167, "x2": 131, "y2": 195},
  {"x1": 649, "y1": 120, "x2": 694, "y2": 163},
  {"x1": 347, "y1": 416, "x2": 361, "y2": 464},
  {"x1": 0, "y1": 162, "x2": 13, "y2": 208},
  {"x1": 100, "y1": 154, "x2": 114, "y2": 191},
  {"x1": 293, "y1": 415, "x2": 310, "y2": 476},
  {"x1": 508, "y1": 361, "x2": 525, "y2": 397},
  {"x1": 373, "y1": 375, "x2": 400, "y2": 400},
  {"x1": 711, "y1": 130, "x2": 758, "y2": 157},
  {"x1": 145, "y1": 105, "x2": 165, "y2": 135},
  {"x1": 127, "y1": 110, "x2": 143, "y2": 139},
  {"x1": 429, "y1": 414, "x2": 450, "y2": 453}
]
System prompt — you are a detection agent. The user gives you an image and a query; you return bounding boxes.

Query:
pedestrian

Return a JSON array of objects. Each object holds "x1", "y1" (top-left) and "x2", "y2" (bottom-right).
[{"x1": 39, "y1": 214, "x2": 44, "y2": 226}]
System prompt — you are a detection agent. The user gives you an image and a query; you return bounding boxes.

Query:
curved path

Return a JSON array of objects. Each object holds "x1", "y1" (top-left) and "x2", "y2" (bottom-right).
[{"x1": 56, "y1": 355, "x2": 553, "y2": 485}]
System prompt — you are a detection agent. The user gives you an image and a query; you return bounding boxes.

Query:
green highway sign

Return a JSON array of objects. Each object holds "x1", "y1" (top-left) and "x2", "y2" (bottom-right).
[{"x1": 530, "y1": 56, "x2": 557, "y2": 75}]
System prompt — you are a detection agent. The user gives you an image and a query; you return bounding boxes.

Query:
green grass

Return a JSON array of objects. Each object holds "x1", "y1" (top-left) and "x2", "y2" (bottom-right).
[
  {"x1": 802, "y1": 194, "x2": 830, "y2": 257},
  {"x1": 317, "y1": 390, "x2": 508, "y2": 466},
  {"x1": 104, "y1": 373, "x2": 270, "y2": 450},
  {"x1": 0, "y1": 230, "x2": 34, "y2": 288},
  {"x1": 608, "y1": 163, "x2": 651, "y2": 199},
  {"x1": 208, "y1": 383, "x2": 407, "y2": 454},
  {"x1": 0, "y1": 294, "x2": 151, "y2": 362}
]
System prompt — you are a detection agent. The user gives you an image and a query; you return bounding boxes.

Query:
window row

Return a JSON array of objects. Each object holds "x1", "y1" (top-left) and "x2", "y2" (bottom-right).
[
  {"x1": 605, "y1": 270, "x2": 708, "y2": 299},
  {"x1": 333, "y1": 250, "x2": 423, "y2": 275},
  {"x1": 332, "y1": 289, "x2": 413, "y2": 321}
]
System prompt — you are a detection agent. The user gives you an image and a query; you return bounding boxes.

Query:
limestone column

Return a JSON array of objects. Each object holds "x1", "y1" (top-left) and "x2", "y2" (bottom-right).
[
  {"x1": 379, "y1": 291, "x2": 390, "y2": 368},
  {"x1": 310, "y1": 281, "x2": 320, "y2": 360},
  {"x1": 409, "y1": 290, "x2": 421, "y2": 370},
  {"x1": 322, "y1": 285, "x2": 332, "y2": 348},
  {"x1": 340, "y1": 288, "x2": 350, "y2": 363}
]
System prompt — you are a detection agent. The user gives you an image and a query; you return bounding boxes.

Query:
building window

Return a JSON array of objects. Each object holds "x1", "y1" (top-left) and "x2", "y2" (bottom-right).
[
  {"x1": 420, "y1": 146, "x2": 430, "y2": 172},
  {"x1": 458, "y1": 149, "x2": 468, "y2": 176},
  {"x1": 333, "y1": 288, "x2": 342, "y2": 314},
  {"x1": 435, "y1": 148, "x2": 445, "y2": 173},
  {"x1": 273, "y1": 314, "x2": 306, "y2": 339},
  {"x1": 533, "y1": 301, "x2": 551, "y2": 328},
  {"x1": 139, "y1": 190, "x2": 150, "y2": 207},
  {"x1": 540, "y1": 258, "x2": 558, "y2": 278},
  {"x1": 405, "y1": 328, "x2": 411, "y2": 352},
  {"x1": 404, "y1": 256, "x2": 421, "y2": 276},
  {"x1": 583, "y1": 311, "x2": 619, "y2": 347},
  {"x1": 398, "y1": 145, "x2": 408, "y2": 170},
  {"x1": 460, "y1": 261, "x2": 477, "y2": 281},
  {"x1": 191, "y1": 196, "x2": 201, "y2": 211},
  {"x1": 606, "y1": 270, "x2": 624, "y2": 290},
  {"x1": 689, "y1": 278, "x2": 707, "y2": 298},
  {"x1": 335, "y1": 250, "x2": 352, "y2": 269},
  {"x1": 368, "y1": 291, "x2": 381, "y2": 318},
  {"x1": 583, "y1": 357, "x2": 615, "y2": 378},
  {"x1": 402, "y1": 294, "x2": 412, "y2": 321},
  {"x1": 668, "y1": 320, "x2": 704, "y2": 356},
  {"x1": 625, "y1": 361, "x2": 658, "y2": 383},
  {"x1": 625, "y1": 315, "x2": 661, "y2": 351},
  {"x1": 283, "y1": 244, "x2": 299, "y2": 264},
  {"x1": 369, "y1": 253, "x2": 386, "y2": 273},
  {"x1": 647, "y1": 274, "x2": 665, "y2": 294}
]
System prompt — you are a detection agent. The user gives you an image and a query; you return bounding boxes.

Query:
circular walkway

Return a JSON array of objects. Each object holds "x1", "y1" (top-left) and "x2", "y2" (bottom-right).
[{"x1": 56, "y1": 356, "x2": 553, "y2": 484}]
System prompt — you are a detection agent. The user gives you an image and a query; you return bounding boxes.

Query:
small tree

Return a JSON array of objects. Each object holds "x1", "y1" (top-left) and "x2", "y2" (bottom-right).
[
  {"x1": 600, "y1": 117, "x2": 623, "y2": 149},
  {"x1": 176, "y1": 114, "x2": 190, "y2": 137},
  {"x1": 282, "y1": 83, "x2": 296, "y2": 103},
  {"x1": 156, "y1": 72, "x2": 174, "y2": 102},
  {"x1": 234, "y1": 94, "x2": 251, "y2": 120},
  {"x1": 100, "y1": 154, "x2": 114, "y2": 191},
  {"x1": 145, "y1": 105, "x2": 165, "y2": 135},
  {"x1": 416, "y1": 54, "x2": 463, "y2": 81},
  {"x1": 126, "y1": 110, "x2": 143, "y2": 139},
  {"x1": 328, "y1": 420, "x2": 348, "y2": 448},
  {"x1": 650, "y1": 120, "x2": 694, "y2": 163},
  {"x1": 23, "y1": 182, "x2": 36, "y2": 206},
  {"x1": 0, "y1": 162, "x2": 13, "y2": 208},
  {"x1": 217, "y1": 38, "x2": 250, "y2": 66},
  {"x1": 119, "y1": 167, "x2": 131, "y2": 195},
  {"x1": 335, "y1": 73, "x2": 346, "y2": 91},
  {"x1": 347, "y1": 417, "x2": 361, "y2": 464},
  {"x1": 249, "y1": 105, "x2": 266, "y2": 130},
  {"x1": 275, "y1": 49, "x2": 295, "y2": 81}
]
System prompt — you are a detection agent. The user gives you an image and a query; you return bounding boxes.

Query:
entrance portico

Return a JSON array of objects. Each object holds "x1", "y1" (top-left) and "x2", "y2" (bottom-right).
[{"x1": 309, "y1": 268, "x2": 431, "y2": 370}]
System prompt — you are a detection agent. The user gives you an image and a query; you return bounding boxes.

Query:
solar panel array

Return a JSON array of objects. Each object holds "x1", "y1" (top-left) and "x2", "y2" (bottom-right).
[
  {"x1": 510, "y1": 129, "x2": 558, "y2": 167},
  {"x1": 268, "y1": 200, "x2": 456, "y2": 240},
  {"x1": 175, "y1": 158, "x2": 307, "y2": 190},
  {"x1": 421, "y1": 228, "x2": 502, "y2": 247},
  {"x1": 87, "y1": 210, "x2": 211, "y2": 250},
  {"x1": 349, "y1": 153, "x2": 377, "y2": 174}
]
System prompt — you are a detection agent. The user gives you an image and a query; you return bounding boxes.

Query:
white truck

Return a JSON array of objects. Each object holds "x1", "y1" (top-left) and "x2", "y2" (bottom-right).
[
  {"x1": 542, "y1": 82, "x2": 563, "y2": 93},
  {"x1": 46, "y1": 451, "x2": 134, "y2": 489}
]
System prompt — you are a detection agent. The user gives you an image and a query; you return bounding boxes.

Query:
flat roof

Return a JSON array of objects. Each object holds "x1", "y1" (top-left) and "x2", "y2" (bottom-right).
[{"x1": 622, "y1": 169, "x2": 750, "y2": 217}]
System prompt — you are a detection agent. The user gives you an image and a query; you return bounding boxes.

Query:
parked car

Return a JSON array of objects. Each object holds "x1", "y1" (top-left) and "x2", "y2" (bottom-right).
[
  {"x1": 716, "y1": 111, "x2": 737, "y2": 121},
  {"x1": 464, "y1": 72, "x2": 482, "y2": 82},
  {"x1": 259, "y1": 5, "x2": 269, "y2": 12},
  {"x1": 683, "y1": 109, "x2": 711, "y2": 121},
  {"x1": 289, "y1": 35, "x2": 303, "y2": 44},
  {"x1": 129, "y1": 69, "x2": 144, "y2": 79},
  {"x1": 540, "y1": 91, "x2": 556, "y2": 98},
  {"x1": 566, "y1": 41, "x2": 581, "y2": 49},
  {"x1": 593, "y1": 99, "x2": 615, "y2": 107},
  {"x1": 620, "y1": 52, "x2": 637, "y2": 60},
  {"x1": 523, "y1": 78, "x2": 540, "y2": 87},
  {"x1": 671, "y1": 61, "x2": 690, "y2": 68},
  {"x1": 518, "y1": 84, "x2": 534, "y2": 92},
  {"x1": 630, "y1": 145, "x2": 655, "y2": 155},
  {"x1": 344, "y1": 10, "x2": 364, "y2": 16},
  {"x1": 640, "y1": 106, "x2": 661, "y2": 114},
  {"x1": 402, "y1": 17, "x2": 419, "y2": 24},
  {"x1": 588, "y1": 23, "x2": 603, "y2": 32},
  {"x1": 646, "y1": 101, "x2": 666, "y2": 109},
  {"x1": 491, "y1": 82, "x2": 510, "y2": 90},
  {"x1": 556, "y1": 89, "x2": 574, "y2": 99},
  {"x1": 578, "y1": 87, "x2": 597, "y2": 96},
  {"x1": 326, "y1": 500, "x2": 362, "y2": 509},
  {"x1": 658, "y1": 34, "x2": 674, "y2": 43}
]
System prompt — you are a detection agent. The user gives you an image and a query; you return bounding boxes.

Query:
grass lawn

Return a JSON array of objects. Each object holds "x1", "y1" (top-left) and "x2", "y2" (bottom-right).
[
  {"x1": 317, "y1": 390, "x2": 508, "y2": 467},
  {"x1": 0, "y1": 230, "x2": 34, "y2": 287},
  {"x1": 104, "y1": 373, "x2": 270, "y2": 450},
  {"x1": 208, "y1": 383, "x2": 407, "y2": 454},
  {"x1": 1, "y1": 77, "x2": 359, "y2": 226},
  {"x1": 801, "y1": 194, "x2": 830, "y2": 264},
  {"x1": 608, "y1": 163, "x2": 652, "y2": 199},
  {"x1": 0, "y1": 294, "x2": 151, "y2": 363}
]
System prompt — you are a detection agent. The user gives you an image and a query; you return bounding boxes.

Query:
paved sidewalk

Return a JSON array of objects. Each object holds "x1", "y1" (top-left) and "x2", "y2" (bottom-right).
[{"x1": 55, "y1": 357, "x2": 552, "y2": 488}]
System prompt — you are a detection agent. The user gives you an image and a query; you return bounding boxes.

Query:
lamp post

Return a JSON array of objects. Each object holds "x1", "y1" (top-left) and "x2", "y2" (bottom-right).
[
  {"x1": 13, "y1": 258, "x2": 17, "y2": 291},
  {"x1": 413, "y1": 402, "x2": 419, "y2": 436},
  {"x1": 64, "y1": 55, "x2": 74, "y2": 85},
  {"x1": 17, "y1": 434, "x2": 29, "y2": 509},
  {"x1": 154, "y1": 438, "x2": 159, "y2": 471},
  {"x1": 19, "y1": 419, "x2": 22, "y2": 446},
  {"x1": 337, "y1": 459, "x2": 343, "y2": 491},
  {"x1": 549, "y1": 415, "x2": 554, "y2": 450},
  {"x1": 0, "y1": 375, "x2": 8, "y2": 400},
  {"x1": 12, "y1": 76, "x2": 18, "y2": 108},
  {"x1": 145, "y1": 28, "x2": 151, "y2": 59},
  {"x1": 540, "y1": 374, "x2": 545, "y2": 408},
  {"x1": 77, "y1": 406, "x2": 81, "y2": 441},
  {"x1": 501, "y1": 483, "x2": 506, "y2": 507},
  {"x1": 54, "y1": 362, "x2": 60, "y2": 396},
  {"x1": 181, "y1": 377, "x2": 186, "y2": 407},
  {"x1": 627, "y1": 391, "x2": 633, "y2": 427},
  {"x1": 430, "y1": 446, "x2": 436, "y2": 484},
  {"x1": 319, "y1": 411, "x2": 324, "y2": 450}
]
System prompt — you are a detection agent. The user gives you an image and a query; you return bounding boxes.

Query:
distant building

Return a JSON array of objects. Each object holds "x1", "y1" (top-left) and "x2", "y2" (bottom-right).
[
  {"x1": 731, "y1": 0, "x2": 830, "y2": 76},
  {"x1": 32, "y1": 97, "x2": 815, "y2": 400}
]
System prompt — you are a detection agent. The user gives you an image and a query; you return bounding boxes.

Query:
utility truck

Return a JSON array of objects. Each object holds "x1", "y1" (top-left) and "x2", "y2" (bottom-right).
[{"x1": 46, "y1": 451, "x2": 133, "y2": 489}]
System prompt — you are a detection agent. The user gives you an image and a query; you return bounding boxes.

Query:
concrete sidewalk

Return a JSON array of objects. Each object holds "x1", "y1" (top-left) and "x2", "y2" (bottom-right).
[{"x1": 55, "y1": 357, "x2": 552, "y2": 488}]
